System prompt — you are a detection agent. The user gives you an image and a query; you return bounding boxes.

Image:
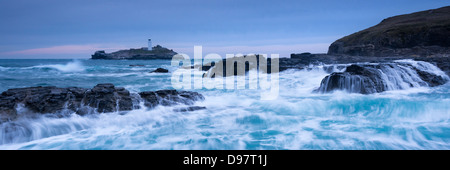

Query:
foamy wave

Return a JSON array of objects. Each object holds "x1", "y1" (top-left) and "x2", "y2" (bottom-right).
[
  {"x1": 395, "y1": 59, "x2": 449, "y2": 78},
  {"x1": 35, "y1": 60, "x2": 85, "y2": 72},
  {"x1": 1, "y1": 60, "x2": 449, "y2": 150}
]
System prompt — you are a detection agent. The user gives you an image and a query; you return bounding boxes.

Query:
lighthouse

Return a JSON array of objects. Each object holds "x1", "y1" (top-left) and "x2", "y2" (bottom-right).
[{"x1": 148, "y1": 39, "x2": 152, "y2": 51}]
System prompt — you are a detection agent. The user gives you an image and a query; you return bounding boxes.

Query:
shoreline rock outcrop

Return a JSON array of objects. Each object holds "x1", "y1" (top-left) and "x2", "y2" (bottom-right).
[
  {"x1": 150, "y1": 68, "x2": 169, "y2": 73},
  {"x1": 0, "y1": 84, "x2": 205, "y2": 122},
  {"x1": 91, "y1": 45, "x2": 177, "y2": 60}
]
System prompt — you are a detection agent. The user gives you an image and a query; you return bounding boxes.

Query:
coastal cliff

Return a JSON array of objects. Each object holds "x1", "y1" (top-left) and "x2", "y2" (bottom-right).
[
  {"x1": 91, "y1": 45, "x2": 177, "y2": 60},
  {"x1": 328, "y1": 6, "x2": 450, "y2": 57}
]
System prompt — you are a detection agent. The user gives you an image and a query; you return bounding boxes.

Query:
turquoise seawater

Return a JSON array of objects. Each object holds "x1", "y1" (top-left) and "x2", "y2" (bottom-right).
[{"x1": 0, "y1": 59, "x2": 449, "y2": 149}]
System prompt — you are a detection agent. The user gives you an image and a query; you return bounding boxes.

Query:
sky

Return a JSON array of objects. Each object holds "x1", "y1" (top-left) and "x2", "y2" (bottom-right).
[{"x1": 0, "y1": 0, "x2": 448, "y2": 59}]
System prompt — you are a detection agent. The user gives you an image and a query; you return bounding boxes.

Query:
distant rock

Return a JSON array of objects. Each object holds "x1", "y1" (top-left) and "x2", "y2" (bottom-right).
[
  {"x1": 150, "y1": 68, "x2": 169, "y2": 73},
  {"x1": 91, "y1": 45, "x2": 177, "y2": 60},
  {"x1": 328, "y1": 6, "x2": 450, "y2": 57},
  {"x1": 0, "y1": 84, "x2": 205, "y2": 122}
]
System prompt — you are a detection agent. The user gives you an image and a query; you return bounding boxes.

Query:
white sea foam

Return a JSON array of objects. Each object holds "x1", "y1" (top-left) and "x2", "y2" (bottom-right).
[
  {"x1": 395, "y1": 59, "x2": 449, "y2": 78},
  {"x1": 82, "y1": 72, "x2": 139, "y2": 77},
  {"x1": 35, "y1": 60, "x2": 85, "y2": 72},
  {"x1": 0, "y1": 60, "x2": 449, "y2": 150}
]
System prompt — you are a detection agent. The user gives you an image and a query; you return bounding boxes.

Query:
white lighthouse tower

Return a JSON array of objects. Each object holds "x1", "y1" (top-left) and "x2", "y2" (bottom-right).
[{"x1": 148, "y1": 39, "x2": 152, "y2": 51}]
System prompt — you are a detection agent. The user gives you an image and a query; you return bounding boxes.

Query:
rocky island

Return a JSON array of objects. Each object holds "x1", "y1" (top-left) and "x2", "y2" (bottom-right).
[{"x1": 91, "y1": 45, "x2": 177, "y2": 60}]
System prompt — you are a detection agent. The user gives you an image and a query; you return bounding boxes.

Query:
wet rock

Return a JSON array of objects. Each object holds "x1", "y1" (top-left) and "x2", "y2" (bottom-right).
[
  {"x1": 83, "y1": 83, "x2": 133, "y2": 113},
  {"x1": 0, "y1": 86, "x2": 89, "y2": 114}
]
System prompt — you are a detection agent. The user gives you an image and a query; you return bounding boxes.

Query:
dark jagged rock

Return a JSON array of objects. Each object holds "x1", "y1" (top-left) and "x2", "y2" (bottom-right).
[
  {"x1": 0, "y1": 84, "x2": 205, "y2": 122},
  {"x1": 91, "y1": 50, "x2": 108, "y2": 59},
  {"x1": 286, "y1": 54, "x2": 450, "y2": 76},
  {"x1": 316, "y1": 61, "x2": 449, "y2": 94},
  {"x1": 91, "y1": 45, "x2": 177, "y2": 60},
  {"x1": 200, "y1": 53, "x2": 407, "y2": 75},
  {"x1": 0, "y1": 84, "x2": 133, "y2": 119},
  {"x1": 139, "y1": 90, "x2": 204, "y2": 108},
  {"x1": 413, "y1": 56, "x2": 450, "y2": 76},
  {"x1": 194, "y1": 52, "x2": 450, "y2": 77},
  {"x1": 328, "y1": 6, "x2": 450, "y2": 57},
  {"x1": 150, "y1": 68, "x2": 169, "y2": 73}
]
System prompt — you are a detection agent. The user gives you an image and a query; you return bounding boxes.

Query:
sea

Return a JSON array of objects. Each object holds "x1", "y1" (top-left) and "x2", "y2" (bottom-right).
[{"x1": 0, "y1": 59, "x2": 449, "y2": 149}]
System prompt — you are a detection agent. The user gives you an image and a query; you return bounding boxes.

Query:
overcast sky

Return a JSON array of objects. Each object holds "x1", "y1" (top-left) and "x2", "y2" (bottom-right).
[{"x1": 0, "y1": 0, "x2": 448, "y2": 58}]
